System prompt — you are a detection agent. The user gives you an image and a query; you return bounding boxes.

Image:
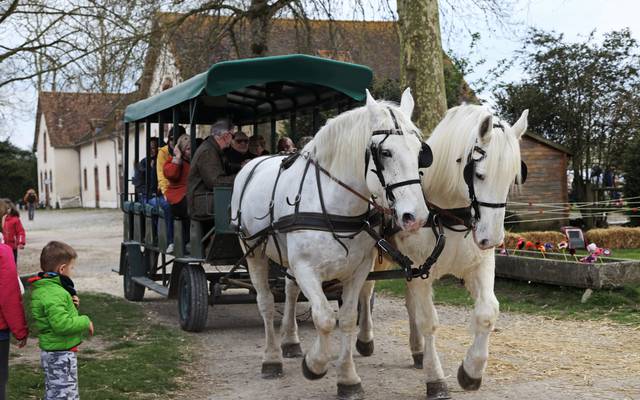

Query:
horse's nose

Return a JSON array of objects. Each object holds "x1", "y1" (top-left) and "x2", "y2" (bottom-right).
[
  {"x1": 402, "y1": 213, "x2": 416, "y2": 225},
  {"x1": 479, "y1": 239, "x2": 490, "y2": 248}
]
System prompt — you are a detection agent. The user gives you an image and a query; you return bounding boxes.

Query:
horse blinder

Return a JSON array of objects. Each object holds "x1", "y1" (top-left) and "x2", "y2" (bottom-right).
[
  {"x1": 418, "y1": 142, "x2": 433, "y2": 169},
  {"x1": 516, "y1": 161, "x2": 528, "y2": 184}
]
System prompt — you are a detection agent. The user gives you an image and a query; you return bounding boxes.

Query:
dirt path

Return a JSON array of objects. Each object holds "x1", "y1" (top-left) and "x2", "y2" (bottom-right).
[{"x1": 18, "y1": 209, "x2": 640, "y2": 400}]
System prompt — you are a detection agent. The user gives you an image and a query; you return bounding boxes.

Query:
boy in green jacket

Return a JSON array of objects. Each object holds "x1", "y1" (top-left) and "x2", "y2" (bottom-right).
[{"x1": 29, "y1": 241, "x2": 94, "y2": 400}]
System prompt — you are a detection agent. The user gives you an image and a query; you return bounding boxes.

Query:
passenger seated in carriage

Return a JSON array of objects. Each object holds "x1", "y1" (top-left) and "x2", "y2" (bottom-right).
[
  {"x1": 154, "y1": 126, "x2": 186, "y2": 253},
  {"x1": 277, "y1": 136, "x2": 295, "y2": 154},
  {"x1": 248, "y1": 135, "x2": 269, "y2": 157},
  {"x1": 187, "y1": 119, "x2": 236, "y2": 233},
  {"x1": 132, "y1": 137, "x2": 158, "y2": 201},
  {"x1": 296, "y1": 135, "x2": 313, "y2": 150},
  {"x1": 223, "y1": 131, "x2": 254, "y2": 174},
  {"x1": 163, "y1": 134, "x2": 191, "y2": 248}
]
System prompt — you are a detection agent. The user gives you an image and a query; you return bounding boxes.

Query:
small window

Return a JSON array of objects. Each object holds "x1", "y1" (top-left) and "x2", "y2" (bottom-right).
[
  {"x1": 49, "y1": 169, "x2": 53, "y2": 191},
  {"x1": 43, "y1": 131, "x2": 47, "y2": 162},
  {"x1": 106, "y1": 165, "x2": 111, "y2": 190},
  {"x1": 40, "y1": 172, "x2": 43, "y2": 191},
  {"x1": 94, "y1": 140, "x2": 97, "y2": 158},
  {"x1": 83, "y1": 168, "x2": 88, "y2": 190}
]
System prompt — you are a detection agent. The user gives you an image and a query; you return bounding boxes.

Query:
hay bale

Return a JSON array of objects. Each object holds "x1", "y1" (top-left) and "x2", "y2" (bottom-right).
[
  {"x1": 505, "y1": 227, "x2": 640, "y2": 249},
  {"x1": 504, "y1": 231, "x2": 566, "y2": 248},
  {"x1": 585, "y1": 227, "x2": 640, "y2": 248}
]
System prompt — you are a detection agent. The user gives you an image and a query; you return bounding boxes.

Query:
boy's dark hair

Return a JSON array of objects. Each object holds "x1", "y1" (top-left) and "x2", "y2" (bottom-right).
[{"x1": 40, "y1": 241, "x2": 77, "y2": 272}]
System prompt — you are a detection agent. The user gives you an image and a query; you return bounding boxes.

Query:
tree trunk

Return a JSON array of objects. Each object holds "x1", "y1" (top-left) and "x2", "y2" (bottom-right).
[
  {"x1": 248, "y1": 0, "x2": 271, "y2": 57},
  {"x1": 397, "y1": 0, "x2": 447, "y2": 136}
]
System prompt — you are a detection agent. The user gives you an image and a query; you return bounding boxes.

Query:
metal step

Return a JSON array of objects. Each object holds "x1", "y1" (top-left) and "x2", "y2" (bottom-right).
[{"x1": 131, "y1": 276, "x2": 169, "y2": 297}]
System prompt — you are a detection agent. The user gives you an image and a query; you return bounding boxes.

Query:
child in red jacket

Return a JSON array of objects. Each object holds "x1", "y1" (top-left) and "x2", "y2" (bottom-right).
[
  {"x1": 1, "y1": 201, "x2": 25, "y2": 265},
  {"x1": 0, "y1": 240, "x2": 29, "y2": 400}
]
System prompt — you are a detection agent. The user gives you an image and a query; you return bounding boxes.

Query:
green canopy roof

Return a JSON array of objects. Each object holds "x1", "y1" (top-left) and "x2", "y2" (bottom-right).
[{"x1": 124, "y1": 54, "x2": 373, "y2": 124}]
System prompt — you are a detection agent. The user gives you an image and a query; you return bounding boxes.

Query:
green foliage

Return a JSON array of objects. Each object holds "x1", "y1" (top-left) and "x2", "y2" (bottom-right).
[
  {"x1": 9, "y1": 293, "x2": 188, "y2": 399},
  {"x1": 493, "y1": 29, "x2": 640, "y2": 204},
  {"x1": 0, "y1": 140, "x2": 37, "y2": 201},
  {"x1": 623, "y1": 137, "x2": 640, "y2": 225}
]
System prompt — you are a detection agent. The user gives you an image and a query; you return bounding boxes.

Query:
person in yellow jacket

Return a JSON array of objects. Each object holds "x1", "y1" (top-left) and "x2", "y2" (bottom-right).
[{"x1": 151, "y1": 126, "x2": 186, "y2": 254}]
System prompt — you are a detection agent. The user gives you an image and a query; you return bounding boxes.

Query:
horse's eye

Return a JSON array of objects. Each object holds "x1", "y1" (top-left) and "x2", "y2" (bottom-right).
[
  {"x1": 475, "y1": 173, "x2": 485, "y2": 181},
  {"x1": 381, "y1": 150, "x2": 392, "y2": 158}
]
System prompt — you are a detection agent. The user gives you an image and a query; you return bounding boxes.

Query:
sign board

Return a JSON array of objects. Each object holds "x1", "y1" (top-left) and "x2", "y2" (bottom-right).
[{"x1": 561, "y1": 226, "x2": 586, "y2": 249}]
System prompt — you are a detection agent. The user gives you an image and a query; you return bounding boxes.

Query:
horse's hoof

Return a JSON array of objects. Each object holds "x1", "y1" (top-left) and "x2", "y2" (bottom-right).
[
  {"x1": 337, "y1": 382, "x2": 365, "y2": 400},
  {"x1": 261, "y1": 362, "x2": 283, "y2": 379},
  {"x1": 412, "y1": 352, "x2": 424, "y2": 369},
  {"x1": 355, "y1": 339, "x2": 374, "y2": 357},
  {"x1": 281, "y1": 342, "x2": 304, "y2": 358},
  {"x1": 301, "y1": 356, "x2": 327, "y2": 380},
  {"x1": 426, "y1": 379, "x2": 452, "y2": 400},
  {"x1": 457, "y1": 364, "x2": 482, "y2": 391}
]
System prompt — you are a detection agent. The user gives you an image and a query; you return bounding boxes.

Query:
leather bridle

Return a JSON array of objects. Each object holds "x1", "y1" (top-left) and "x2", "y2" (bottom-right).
[
  {"x1": 365, "y1": 107, "x2": 423, "y2": 204},
  {"x1": 460, "y1": 124, "x2": 528, "y2": 224}
]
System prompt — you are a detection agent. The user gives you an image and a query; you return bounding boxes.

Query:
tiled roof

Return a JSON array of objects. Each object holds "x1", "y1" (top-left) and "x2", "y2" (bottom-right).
[
  {"x1": 34, "y1": 92, "x2": 124, "y2": 148},
  {"x1": 138, "y1": 14, "x2": 405, "y2": 95}
]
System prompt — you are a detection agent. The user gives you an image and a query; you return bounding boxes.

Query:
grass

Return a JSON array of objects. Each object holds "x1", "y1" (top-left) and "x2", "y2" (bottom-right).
[
  {"x1": 376, "y1": 247, "x2": 640, "y2": 326},
  {"x1": 9, "y1": 293, "x2": 189, "y2": 400},
  {"x1": 378, "y1": 277, "x2": 640, "y2": 325},
  {"x1": 611, "y1": 248, "x2": 640, "y2": 259}
]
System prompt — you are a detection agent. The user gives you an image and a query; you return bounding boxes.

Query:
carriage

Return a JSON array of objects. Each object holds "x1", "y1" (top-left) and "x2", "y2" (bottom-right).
[{"x1": 116, "y1": 54, "x2": 411, "y2": 332}]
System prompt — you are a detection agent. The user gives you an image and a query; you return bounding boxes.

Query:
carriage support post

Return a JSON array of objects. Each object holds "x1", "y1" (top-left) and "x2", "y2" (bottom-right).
[
  {"x1": 270, "y1": 117, "x2": 276, "y2": 153},
  {"x1": 172, "y1": 107, "x2": 179, "y2": 145},
  {"x1": 189, "y1": 99, "x2": 197, "y2": 154},
  {"x1": 123, "y1": 122, "x2": 130, "y2": 205},
  {"x1": 145, "y1": 120, "x2": 151, "y2": 200},
  {"x1": 158, "y1": 115, "x2": 165, "y2": 147},
  {"x1": 134, "y1": 122, "x2": 140, "y2": 201},
  {"x1": 313, "y1": 108, "x2": 320, "y2": 133}
]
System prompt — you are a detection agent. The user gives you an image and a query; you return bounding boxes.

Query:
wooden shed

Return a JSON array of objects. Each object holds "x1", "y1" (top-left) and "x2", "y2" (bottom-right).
[{"x1": 507, "y1": 131, "x2": 572, "y2": 230}]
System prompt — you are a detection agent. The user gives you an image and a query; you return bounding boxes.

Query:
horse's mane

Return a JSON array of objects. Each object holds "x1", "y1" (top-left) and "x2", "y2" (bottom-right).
[
  {"x1": 305, "y1": 101, "x2": 422, "y2": 182},
  {"x1": 423, "y1": 104, "x2": 522, "y2": 200}
]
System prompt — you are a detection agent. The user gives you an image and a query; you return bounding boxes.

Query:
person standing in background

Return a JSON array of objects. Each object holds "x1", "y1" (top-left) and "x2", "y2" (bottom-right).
[
  {"x1": 23, "y1": 189, "x2": 38, "y2": 221},
  {"x1": 1, "y1": 201, "x2": 25, "y2": 265}
]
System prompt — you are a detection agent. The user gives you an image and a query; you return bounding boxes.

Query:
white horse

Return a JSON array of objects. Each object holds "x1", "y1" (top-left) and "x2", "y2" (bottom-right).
[
  {"x1": 356, "y1": 105, "x2": 529, "y2": 400},
  {"x1": 231, "y1": 89, "x2": 429, "y2": 399}
]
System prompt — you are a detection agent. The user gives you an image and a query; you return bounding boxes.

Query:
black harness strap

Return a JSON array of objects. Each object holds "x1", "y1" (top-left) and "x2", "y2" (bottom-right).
[{"x1": 233, "y1": 155, "x2": 279, "y2": 228}]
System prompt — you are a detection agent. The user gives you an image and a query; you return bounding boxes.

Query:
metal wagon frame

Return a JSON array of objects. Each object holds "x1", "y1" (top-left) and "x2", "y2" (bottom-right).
[{"x1": 117, "y1": 54, "x2": 407, "y2": 331}]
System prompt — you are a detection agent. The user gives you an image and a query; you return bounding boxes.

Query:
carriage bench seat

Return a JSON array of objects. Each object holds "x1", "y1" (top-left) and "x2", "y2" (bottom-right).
[
  {"x1": 122, "y1": 201, "x2": 135, "y2": 240},
  {"x1": 132, "y1": 202, "x2": 145, "y2": 243},
  {"x1": 143, "y1": 204, "x2": 158, "y2": 247},
  {"x1": 123, "y1": 201, "x2": 134, "y2": 213},
  {"x1": 144, "y1": 204, "x2": 160, "y2": 217},
  {"x1": 133, "y1": 202, "x2": 144, "y2": 215}
]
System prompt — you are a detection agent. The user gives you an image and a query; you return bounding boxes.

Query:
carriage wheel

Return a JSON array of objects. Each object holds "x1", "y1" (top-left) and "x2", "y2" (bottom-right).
[
  {"x1": 123, "y1": 250, "x2": 145, "y2": 302},
  {"x1": 178, "y1": 264, "x2": 209, "y2": 332}
]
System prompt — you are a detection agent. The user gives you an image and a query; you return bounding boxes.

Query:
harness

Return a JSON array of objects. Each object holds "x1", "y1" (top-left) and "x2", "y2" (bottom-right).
[
  {"x1": 232, "y1": 108, "x2": 441, "y2": 282},
  {"x1": 460, "y1": 123, "x2": 528, "y2": 224}
]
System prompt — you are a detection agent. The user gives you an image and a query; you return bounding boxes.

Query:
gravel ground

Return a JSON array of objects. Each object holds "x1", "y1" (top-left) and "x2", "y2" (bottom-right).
[{"x1": 17, "y1": 209, "x2": 640, "y2": 400}]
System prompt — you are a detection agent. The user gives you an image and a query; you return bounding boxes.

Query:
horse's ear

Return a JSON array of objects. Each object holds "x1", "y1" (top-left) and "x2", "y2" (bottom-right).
[
  {"x1": 478, "y1": 115, "x2": 493, "y2": 144},
  {"x1": 399, "y1": 87, "x2": 414, "y2": 118},
  {"x1": 365, "y1": 89, "x2": 380, "y2": 114},
  {"x1": 512, "y1": 109, "x2": 528, "y2": 138}
]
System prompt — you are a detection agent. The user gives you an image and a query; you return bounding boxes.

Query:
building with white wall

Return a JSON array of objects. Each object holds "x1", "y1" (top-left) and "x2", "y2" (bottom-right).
[{"x1": 34, "y1": 92, "x2": 123, "y2": 208}]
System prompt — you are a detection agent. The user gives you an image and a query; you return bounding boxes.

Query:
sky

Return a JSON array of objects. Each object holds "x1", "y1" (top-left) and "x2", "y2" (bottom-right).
[{"x1": 5, "y1": 0, "x2": 640, "y2": 150}]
